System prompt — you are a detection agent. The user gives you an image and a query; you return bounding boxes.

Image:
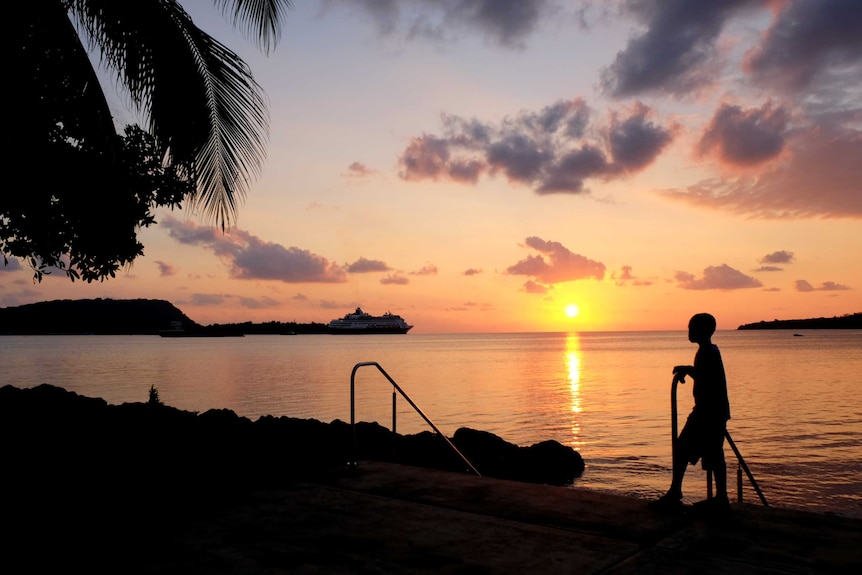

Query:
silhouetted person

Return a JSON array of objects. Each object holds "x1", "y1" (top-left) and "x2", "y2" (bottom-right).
[{"x1": 651, "y1": 312, "x2": 731, "y2": 513}]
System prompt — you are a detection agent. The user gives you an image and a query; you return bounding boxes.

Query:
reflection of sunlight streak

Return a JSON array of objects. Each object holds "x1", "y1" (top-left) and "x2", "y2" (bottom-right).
[
  {"x1": 566, "y1": 334, "x2": 583, "y2": 448},
  {"x1": 567, "y1": 352, "x2": 582, "y2": 414}
]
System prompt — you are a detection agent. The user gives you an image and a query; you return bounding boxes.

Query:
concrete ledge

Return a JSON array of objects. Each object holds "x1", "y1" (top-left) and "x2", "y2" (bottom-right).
[{"x1": 141, "y1": 461, "x2": 862, "y2": 574}]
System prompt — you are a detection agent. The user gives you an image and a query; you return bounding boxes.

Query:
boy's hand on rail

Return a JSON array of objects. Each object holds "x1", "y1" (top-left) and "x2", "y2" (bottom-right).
[{"x1": 672, "y1": 365, "x2": 690, "y2": 384}]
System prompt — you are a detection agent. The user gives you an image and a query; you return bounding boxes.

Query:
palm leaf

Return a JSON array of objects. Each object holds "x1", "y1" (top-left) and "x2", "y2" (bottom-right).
[
  {"x1": 68, "y1": 0, "x2": 284, "y2": 227},
  {"x1": 214, "y1": 0, "x2": 293, "y2": 55}
]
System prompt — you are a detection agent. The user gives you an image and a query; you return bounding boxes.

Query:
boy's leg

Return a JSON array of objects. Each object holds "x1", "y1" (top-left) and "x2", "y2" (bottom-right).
[
  {"x1": 713, "y1": 454, "x2": 727, "y2": 498},
  {"x1": 667, "y1": 447, "x2": 687, "y2": 498},
  {"x1": 712, "y1": 433, "x2": 728, "y2": 500},
  {"x1": 652, "y1": 420, "x2": 694, "y2": 506}
]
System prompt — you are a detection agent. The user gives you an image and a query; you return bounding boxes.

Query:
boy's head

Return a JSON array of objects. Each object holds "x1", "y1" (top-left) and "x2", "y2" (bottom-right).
[{"x1": 688, "y1": 313, "x2": 716, "y2": 343}]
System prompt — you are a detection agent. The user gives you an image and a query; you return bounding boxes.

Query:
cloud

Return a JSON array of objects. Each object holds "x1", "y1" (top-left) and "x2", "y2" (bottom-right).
[
  {"x1": 411, "y1": 264, "x2": 438, "y2": 276},
  {"x1": 795, "y1": 279, "x2": 851, "y2": 292},
  {"x1": 661, "y1": 124, "x2": 862, "y2": 218},
  {"x1": 292, "y1": 293, "x2": 308, "y2": 300},
  {"x1": 464, "y1": 268, "x2": 483, "y2": 276},
  {"x1": 820, "y1": 281, "x2": 851, "y2": 291},
  {"x1": 674, "y1": 264, "x2": 763, "y2": 290},
  {"x1": 600, "y1": 0, "x2": 754, "y2": 98},
  {"x1": 0, "y1": 287, "x2": 40, "y2": 308},
  {"x1": 334, "y1": 0, "x2": 556, "y2": 48},
  {"x1": 399, "y1": 99, "x2": 674, "y2": 195},
  {"x1": 162, "y1": 217, "x2": 347, "y2": 283},
  {"x1": 189, "y1": 293, "x2": 226, "y2": 306},
  {"x1": 381, "y1": 273, "x2": 409, "y2": 285},
  {"x1": 346, "y1": 257, "x2": 391, "y2": 273},
  {"x1": 697, "y1": 102, "x2": 790, "y2": 167},
  {"x1": 238, "y1": 296, "x2": 280, "y2": 309},
  {"x1": 447, "y1": 301, "x2": 494, "y2": 311},
  {"x1": 607, "y1": 103, "x2": 676, "y2": 171},
  {"x1": 760, "y1": 250, "x2": 795, "y2": 264},
  {"x1": 343, "y1": 161, "x2": 377, "y2": 178},
  {"x1": 506, "y1": 237, "x2": 605, "y2": 290},
  {"x1": 523, "y1": 280, "x2": 549, "y2": 294},
  {"x1": 1, "y1": 258, "x2": 21, "y2": 272},
  {"x1": 154, "y1": 260, "x2": 176, "y2": 276},
  {"x1": 753, "y1": 266, "x2": 783, "y2": 273},
  {"x1": 613, "y1": 265, "x2": 652, "y2": 287},
  {"x1": 744, "y1": 0, "x2": 862, "y2": 94}
]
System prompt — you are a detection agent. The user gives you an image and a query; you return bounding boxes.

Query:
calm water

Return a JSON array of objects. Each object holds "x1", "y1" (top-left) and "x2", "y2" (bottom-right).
[{"x1": 3, "y1": 330, "x2": 861, "y2": 517}]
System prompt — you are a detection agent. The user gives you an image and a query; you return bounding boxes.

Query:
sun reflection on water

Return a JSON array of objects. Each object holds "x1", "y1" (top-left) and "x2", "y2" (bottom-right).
[{"x1": 566, "y1": 333, "x2": 583, "y2": 447}]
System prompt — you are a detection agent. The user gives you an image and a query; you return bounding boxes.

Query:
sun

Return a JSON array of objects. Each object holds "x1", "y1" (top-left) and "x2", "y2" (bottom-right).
[{"x1": 565, "y1": 304, "x2": 580, "y2": 318}]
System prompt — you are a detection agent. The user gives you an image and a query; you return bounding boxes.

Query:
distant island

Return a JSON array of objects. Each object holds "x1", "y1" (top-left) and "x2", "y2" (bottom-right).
[
  {"x1": 3, "y1": 298, "x2": 860, "y2": 334},
  {"x1": 737, "y1": 313, "x2": 862, "y2": 330},
  {"x1": 0, "y1": 298, "x2": 329, "y2": 336}
]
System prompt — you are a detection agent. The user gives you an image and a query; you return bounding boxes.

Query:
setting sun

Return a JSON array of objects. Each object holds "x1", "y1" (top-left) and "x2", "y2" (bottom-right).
[{"x1": 565, "y1": 304, "x2": 580, "y2": 318}]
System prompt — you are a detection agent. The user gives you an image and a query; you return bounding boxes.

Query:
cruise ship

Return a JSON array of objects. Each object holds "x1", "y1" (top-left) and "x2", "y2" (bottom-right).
[{"x1": 327, "y1": 307, "x2": 413, "y2": 334}]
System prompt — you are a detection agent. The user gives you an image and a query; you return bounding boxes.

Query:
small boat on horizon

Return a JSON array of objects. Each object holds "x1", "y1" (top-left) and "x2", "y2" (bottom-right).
[
  {"x1": 327, "y1": 307, "x2": 413, "y2": 334},
  {"x1": 158, "y1": 321, "x2": 244, "y2": 338}
]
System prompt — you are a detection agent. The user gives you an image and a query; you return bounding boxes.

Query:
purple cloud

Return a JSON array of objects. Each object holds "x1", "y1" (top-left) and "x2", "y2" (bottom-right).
[
  {"x1": 608, "y1": 103, "x2": 676, "y2": 170},
  {"x1": 697, "y1": 102, "x2": 790, "y2": 166},
  {"x1": 381, "y1": 273, "x2": 409, "y2": 285},
  {"x1": 600, "y1": 0, "x2": 755, "y2": 97},
  {"x1": 675, "y1": 264, "x2": 763, "y2": 290},
  {"x1": 155, "y1": 260, "x2": 176, "y2": 277},
  {"x1": 523, "y1": 280, "x2": 549, "y2": 294},
  {"x1": 613, "y1": 265, "x2": 653, "y2": 287},
  {"x1": 347, "y1": 257, "x2": 391, "y2": 273},
  {"x1": 162, "y1": 217, "x2": 347, "y2": 283},
  {"x1": 399, "y1": 99, "x2": 673, "y2": 195},
  {"x1": 760, "y1": 250, "x2": 795, "y2": 264},
  {"x1": 238, "y1": 296, "x2": 280, "y2": 309},
  {"x1": 753, "y1": 266, "x2": 783, "y2": 273},
  {"x1": 344, "y1": 161, "x2": 377, "y2": 178},
  {"x1": 189, "y1": 293, "x2": 226, "y2": 306},
  {"x1": 339, "y1": 0, "x2": 554, "y2": 48},
  {"x1": 744, "y1": 0, "x2": 862, "y2": 93},
  {"x1": 411, "y1": 264, "x2": 438, "y2": 276},
  {"x1": 795, "y1": 279, "x2": 851, "y2": 292},
  {"x1": 662, "y1": 124, "x2": 862, "y2": 219},
  {"x1": 1, "y1": 258, "x2": 21, "y2": 272},
  {"x1": 507, "y1": 237, "x2": 605, "y2": 291}
]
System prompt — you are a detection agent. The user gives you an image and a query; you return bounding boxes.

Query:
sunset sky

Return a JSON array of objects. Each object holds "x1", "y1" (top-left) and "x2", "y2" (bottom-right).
[{"x1": 2, "y1": 0, "x2": 860, "y2": 333}]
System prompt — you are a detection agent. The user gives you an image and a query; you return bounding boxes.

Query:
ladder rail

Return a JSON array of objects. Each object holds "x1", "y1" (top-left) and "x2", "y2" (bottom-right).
[
  {"x1": 350, "y1": 361, "x2": 481, "y2": 476},
  {"x1": 672, "y1": 378, "x2": 768, "y2": 506}
]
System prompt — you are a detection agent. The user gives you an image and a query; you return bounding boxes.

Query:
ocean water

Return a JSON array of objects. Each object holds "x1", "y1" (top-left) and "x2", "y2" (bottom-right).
[{"x1": 3, "y1": 330, "x2": 861, "y2": 517}]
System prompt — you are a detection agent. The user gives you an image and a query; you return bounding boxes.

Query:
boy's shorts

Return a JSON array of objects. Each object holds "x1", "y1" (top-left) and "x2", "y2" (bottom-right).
[{"x1": 677, "y1": 411, "x2": 726, "y2": 470}]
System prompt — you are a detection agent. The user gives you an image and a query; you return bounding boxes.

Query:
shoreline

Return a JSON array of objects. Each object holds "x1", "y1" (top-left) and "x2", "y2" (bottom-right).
[{"x1": 4, "y1": 384, "x2": 859, "y2": 573}]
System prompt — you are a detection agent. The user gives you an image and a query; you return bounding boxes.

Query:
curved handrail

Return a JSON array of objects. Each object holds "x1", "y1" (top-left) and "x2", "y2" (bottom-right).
[
  {"x1": 671, "y1": 378, "x2": 768, "y2": 506},
  {"x1": 350, "y1": 361, "x2": 481, "y2": 476}
]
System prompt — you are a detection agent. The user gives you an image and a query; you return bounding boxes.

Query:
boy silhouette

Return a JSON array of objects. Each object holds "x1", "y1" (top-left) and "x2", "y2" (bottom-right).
[{"x1": 651, "y1": 312, "x2": 731, "y2": 512}]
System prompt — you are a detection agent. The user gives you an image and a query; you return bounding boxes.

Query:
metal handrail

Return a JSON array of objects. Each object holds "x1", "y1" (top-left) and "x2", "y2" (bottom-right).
[
  {"x1": 672, "y1": 378, "x2": 768, "y2": 506},
  {"x1": 350, "y1": 361, "x2": 481, "y2": 476}
]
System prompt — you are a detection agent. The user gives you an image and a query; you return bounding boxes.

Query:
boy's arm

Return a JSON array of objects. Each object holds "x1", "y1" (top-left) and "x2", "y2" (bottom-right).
[{"x1": 672, "y1": 365, "x2": 694, "y2": 384}]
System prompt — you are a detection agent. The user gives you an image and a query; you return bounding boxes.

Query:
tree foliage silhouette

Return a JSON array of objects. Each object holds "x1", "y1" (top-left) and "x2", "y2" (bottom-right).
[{"x1": 4, "y1": 0, "x2": 292, "y2": 281}]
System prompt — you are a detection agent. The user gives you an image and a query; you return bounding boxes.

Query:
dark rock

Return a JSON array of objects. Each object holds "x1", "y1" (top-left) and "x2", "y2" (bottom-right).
[
  {"x1": 518, "y1": 439, "x2": 586, "y2": 484},
  {"x1": 0, "y1": 384, "x2": 584, "y2": 493}
]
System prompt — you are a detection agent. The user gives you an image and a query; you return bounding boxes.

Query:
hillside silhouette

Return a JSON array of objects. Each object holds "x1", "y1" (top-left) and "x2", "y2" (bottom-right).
[
  {"x1": 0, "y1": 298, "x2": 199, "y2": 335},
  {"x1": 0, "y1": 298, "x2": 328, "y2": 335},
  {"x1": 737, "y1": 313, "x2": 862, "y2": 330}
]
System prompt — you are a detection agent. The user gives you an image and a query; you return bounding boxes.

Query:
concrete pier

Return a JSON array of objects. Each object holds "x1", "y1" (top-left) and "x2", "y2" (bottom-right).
[{"x1": 144, "y1": 461, "x2": 861, "y2": 574}]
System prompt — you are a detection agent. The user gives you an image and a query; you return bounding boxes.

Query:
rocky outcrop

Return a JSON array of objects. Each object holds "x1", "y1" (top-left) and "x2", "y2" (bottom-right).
[
  {"x1": 0, "y1": 384, "x2": 584, "y2": 491},
  {"x1": 1, "y1": 384, "x2": 584, "y2": 570}
]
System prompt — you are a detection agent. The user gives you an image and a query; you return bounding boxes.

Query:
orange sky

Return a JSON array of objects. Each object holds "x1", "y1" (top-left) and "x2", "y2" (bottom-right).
[{"x1": 1, "y1": 1, "x2": 859, "y2": 333}]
